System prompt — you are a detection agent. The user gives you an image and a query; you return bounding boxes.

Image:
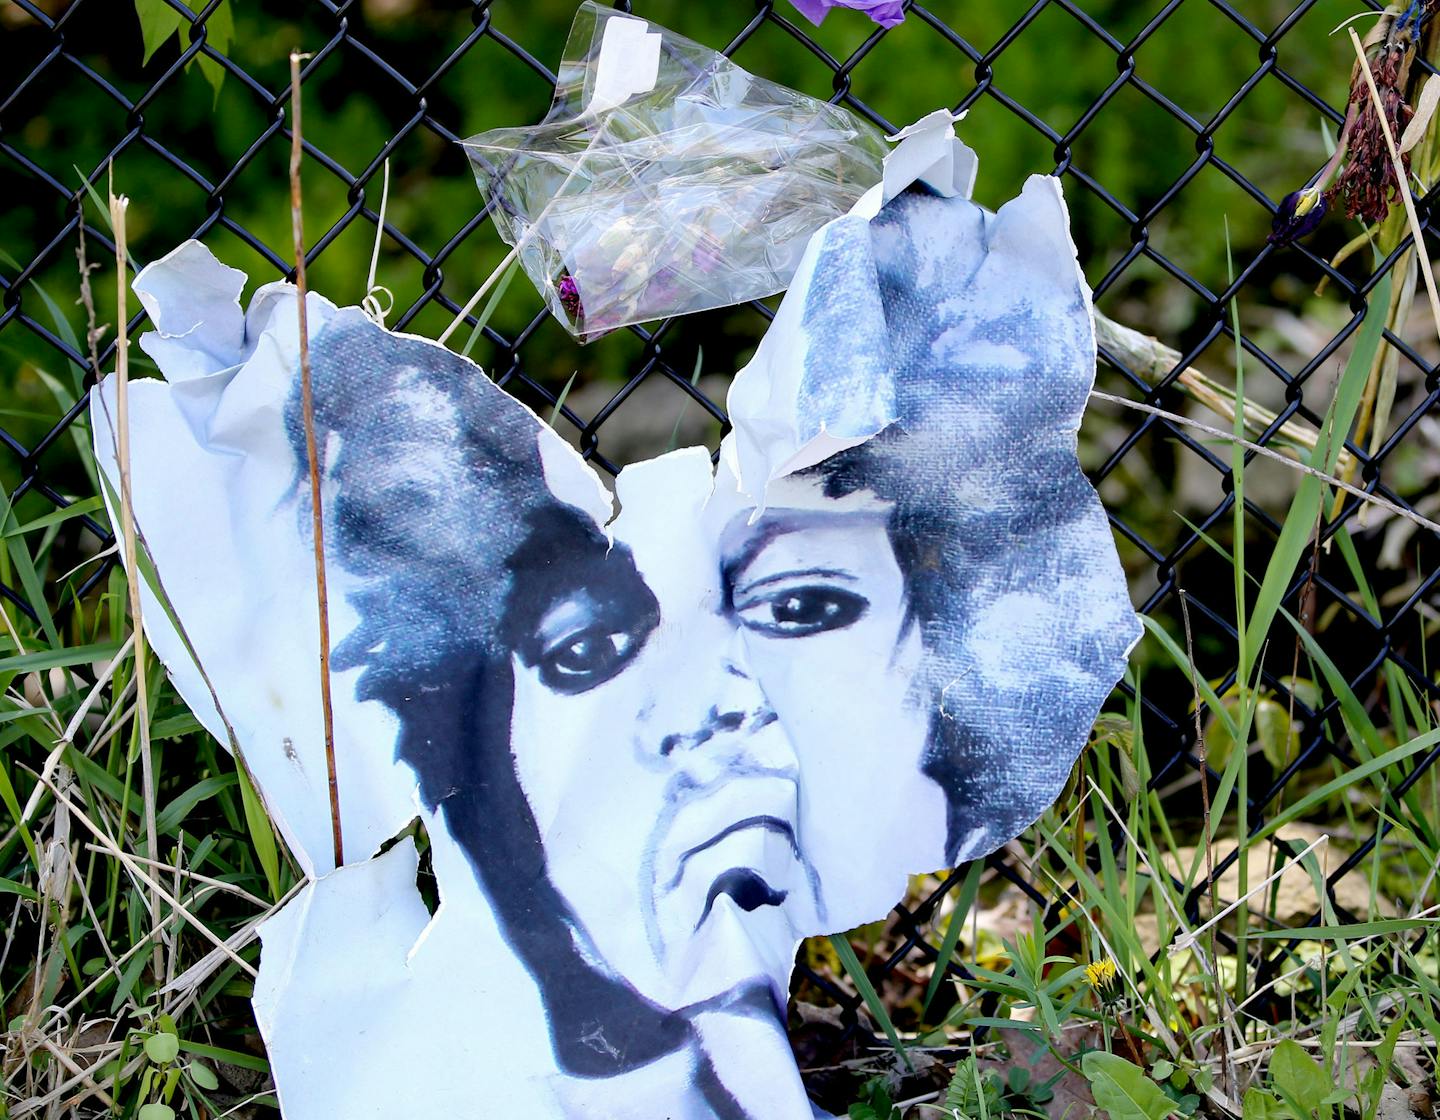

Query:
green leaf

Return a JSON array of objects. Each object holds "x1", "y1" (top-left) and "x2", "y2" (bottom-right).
[
  {"x1": 177, "y1": 1037, "x2": 270, "y2": 1074},
  {"x1": 194, "y1": 1, "x2": 234, "y2": 105},
  {"x1": 188, "y1": 1060, "x2": 220, "y2": 1091},
  {"x1": 0, "y1": 875, "x2": 39, "y2": 901},
  {"x1": 1082, "y1": 1052, "x2": 1175, "y2": 1120},
  {"x1": 150, "y1": 712, "x2": 205, "y2": 740},
  {"x1": 144, "y1": 1031, "x2": 180, "y2": 1064},
  {"x1": 154, "y1": 773, "x2": 237, "y2": 835},
  {"x1": 135, "y1": 0, "x2": 184, "y2": 65},
  {"x1": 138, "y1": 1105, "x2": 175, "y2": 1120},
  {"x1": 1270, "y1": 1040, "x2": 1329, "y2": 1117}
]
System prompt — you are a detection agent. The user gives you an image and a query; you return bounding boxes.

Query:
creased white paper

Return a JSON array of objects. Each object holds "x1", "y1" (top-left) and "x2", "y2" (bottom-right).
[{"x1": 94, "y1": 113, "x2": 1139, "y2": 1119}]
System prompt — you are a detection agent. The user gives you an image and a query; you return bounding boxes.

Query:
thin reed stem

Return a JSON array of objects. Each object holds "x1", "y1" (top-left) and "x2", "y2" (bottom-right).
[{"x1": 289, "y1": 49, "x2": 344, "y2": 869}]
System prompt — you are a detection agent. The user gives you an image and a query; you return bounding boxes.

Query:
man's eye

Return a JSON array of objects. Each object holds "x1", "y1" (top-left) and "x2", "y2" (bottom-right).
[
  {"x1": 537, "y1": 627, "x2": 643, "y2": 694},
  {"x1": 736, "y1": 586, "x2": 868, "y2": 638}
]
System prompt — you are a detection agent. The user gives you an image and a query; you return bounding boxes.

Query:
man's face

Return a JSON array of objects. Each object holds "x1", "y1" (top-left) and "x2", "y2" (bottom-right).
[{"x1": 506, "y1": 450, "x2": 949, "y2": 1013}]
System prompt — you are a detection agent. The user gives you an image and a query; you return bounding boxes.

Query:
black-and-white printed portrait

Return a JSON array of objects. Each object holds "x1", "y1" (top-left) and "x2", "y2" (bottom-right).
[{"x1": 93, "y1": 120, "x2": 1139, "y2": 1119}]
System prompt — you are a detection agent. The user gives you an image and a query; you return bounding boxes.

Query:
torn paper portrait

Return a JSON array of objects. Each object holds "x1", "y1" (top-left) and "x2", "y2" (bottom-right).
[{"x1": 92, "y1": 114, "x2": 1139, "y2": 1120}]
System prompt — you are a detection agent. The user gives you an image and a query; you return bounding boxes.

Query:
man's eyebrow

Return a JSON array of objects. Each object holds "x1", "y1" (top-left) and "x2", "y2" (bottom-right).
[
  {"x1": 719, "y1": 507, "x2": 888, "y2": 593},
  {"x1": 719, "y1": 520, "x2": 792, "y2": 594},
  {"x1": 733, "y1": 567, "x2": 858, "y2": 595}
]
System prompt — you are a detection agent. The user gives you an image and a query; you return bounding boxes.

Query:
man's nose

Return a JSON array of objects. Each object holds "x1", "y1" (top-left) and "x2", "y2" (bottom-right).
[{"x1": 645, "y1": 624, "x2": 795, "y2": 774}]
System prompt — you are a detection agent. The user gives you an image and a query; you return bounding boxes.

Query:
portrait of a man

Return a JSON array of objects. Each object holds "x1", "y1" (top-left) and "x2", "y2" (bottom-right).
[{"x1": 92, "y1": 119, "x2": 1138, "y2": 1119}]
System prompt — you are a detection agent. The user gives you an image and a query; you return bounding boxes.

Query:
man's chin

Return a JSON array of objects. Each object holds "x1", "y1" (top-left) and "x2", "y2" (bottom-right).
[{"x1": 656, "y1": 891, "x2": 800, "y2": 1014}]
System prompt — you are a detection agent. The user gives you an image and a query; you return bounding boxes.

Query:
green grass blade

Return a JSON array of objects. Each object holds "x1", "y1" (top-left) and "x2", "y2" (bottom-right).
[
  {"x1": 922, "y1": 859, "x2": 984, "y2": 1017},
  {"x1": 1244, "y1": 271, "x2": 1391, "y2": 656},
  {"x1": 1254, "y1": 733, "x2": 1439, "y2": 842},
  {"x1": 236, "y1": 758, "x2": 281, "y2": 901},
  {"x1": 0, "y1": 640, "x2": 120, "y2": 675},
  {"x1": 460, "y1": 258, "x2": 519, "y2": 360},
  {"x1": 547, "y1": 371, "x2": 578, "y2": 429},
  {"x1": 3, "y1": 495, "x2": 107, "y2": 538},
  {"x1": 1247, "y1": 918, "x2": 1435, "y2": 939},
  {"x1": 831, "y1": 933, "x2": 912, "y2": 1069},
  {"x1": 1139, "y1": 616, "x2": 1239, "y2": 741}
]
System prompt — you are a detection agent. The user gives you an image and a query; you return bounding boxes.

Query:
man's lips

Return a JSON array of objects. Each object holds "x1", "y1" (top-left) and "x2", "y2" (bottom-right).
[{"x1": 662, "y1": 814, "x2": 799, "y2": 893}]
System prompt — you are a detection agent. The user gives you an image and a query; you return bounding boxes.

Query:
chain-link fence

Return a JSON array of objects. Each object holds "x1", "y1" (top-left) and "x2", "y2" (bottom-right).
[{"x1": 3, "y1": 0, "x2": 1438, "y2": 1088}]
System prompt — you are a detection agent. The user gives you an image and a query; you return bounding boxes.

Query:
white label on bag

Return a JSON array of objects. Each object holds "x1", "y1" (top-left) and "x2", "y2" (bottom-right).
[{"x1": 589, "y1": 16, "x2": 663, "y2": 114}]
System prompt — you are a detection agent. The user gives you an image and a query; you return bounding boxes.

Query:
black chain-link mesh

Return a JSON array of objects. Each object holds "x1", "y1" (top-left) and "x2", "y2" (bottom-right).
[{"x1": 3, "y1": 0, "x2": 1438, "y2": 1080}]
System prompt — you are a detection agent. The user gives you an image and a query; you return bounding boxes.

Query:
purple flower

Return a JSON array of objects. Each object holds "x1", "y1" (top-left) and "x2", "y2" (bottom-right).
[
  {"x1": 556, "y1": 271, "x2": 584, "y2": 322},
  {"x1": 787, "y1": 0, "x2": 907, "y2": 30},
  {"x1": 1268, "y1": 188, "x2": 1329, "y2": 246}
]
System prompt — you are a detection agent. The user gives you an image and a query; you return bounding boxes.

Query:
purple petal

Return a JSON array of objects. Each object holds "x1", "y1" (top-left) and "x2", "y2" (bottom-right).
[
  {"x1": 786, "y1": 0, "x2": 834, "y2": 27},
  {"x1": 858, "y1": 0, "x2": 907, "y2": 28}
]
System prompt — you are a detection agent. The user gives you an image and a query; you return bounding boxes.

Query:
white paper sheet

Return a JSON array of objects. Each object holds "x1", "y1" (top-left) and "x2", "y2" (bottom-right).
[{"x1": 93, "y1": 115, "x2": 1140, "y2": 1119}]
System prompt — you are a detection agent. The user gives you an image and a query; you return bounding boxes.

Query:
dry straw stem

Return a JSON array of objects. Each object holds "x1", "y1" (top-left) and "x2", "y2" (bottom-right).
[
  {"x1": 1094, "y1": 313, "x2": 1359, "y2": 475},
  {"x1": 19, "y1": 633, "x2": 135, "y2": 823},
  {"x1": 438, "y1": 117, "x2": 613, "y2": 345},
  {"x1": 289, "y1": 48, "x2": 344, "y2": 868},
  {"x1": 105, "y1": 188, "x2": 167, "y2": 988},
  {"x1": 1168, "y1": 834, "x2": 1330, "y2": 955},
  {"x1": 38, "y1": 771, "x2": 257, "y2": 978},
  {"x1": 1176, "y1": 587, "x2": 1235, "y2": 1095},
  {"x1": 1088, "y1": 390, "x2": 1440, "y2": 535}
]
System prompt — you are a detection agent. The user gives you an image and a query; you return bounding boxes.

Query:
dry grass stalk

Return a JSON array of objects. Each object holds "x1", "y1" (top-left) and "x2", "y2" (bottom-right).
[
  {"x1": 1088, "y1": 390, "x2": 1440, "y2": 534},
  {"x1": 40, "y1": 773, "x2": 258, "y2": 977},
  {"x1": 289, "y1": 48, "x2": 344, "y2": 868},
  {"x1": 1094, "y1": 313, "x2": 1360, "y2": 475},
  {"x1": 105, "y1": 188, "x2": 167, "y2": 990}
]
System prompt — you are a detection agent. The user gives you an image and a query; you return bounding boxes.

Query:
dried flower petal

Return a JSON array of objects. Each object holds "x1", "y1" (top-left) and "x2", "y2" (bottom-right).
[{"x1": 1333, "y1": 38, "x2": 1417, "y2": 224}]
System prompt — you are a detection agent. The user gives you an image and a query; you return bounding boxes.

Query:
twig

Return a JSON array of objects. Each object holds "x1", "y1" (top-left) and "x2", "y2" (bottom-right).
[
  {"x1": 289, "y1": 49, "x2": 344, "y2": 869},
  {"x1": 106, "y1": 187, "x2": 167, "y2": 984},
  {"x1": 157, "y1": 877, "x2": 304, "y2": 999},
  {"x1": 32, "y1": 1035, "x2": 117, "y2": 1112},
  {"x1": 1349, "y1": 26, "x2": 1440, "y2": 344},
  {"x1": 85, "y1": 844, "x2": 270, "y2": 909},
  {"x1": 1089, "y1": 390, "x2": 1440, "y2": 536},
  {"x1": 1178, "y1": 587, "x2": 1233, "y2": 1095},
  {"x1": 74, "y1": 220, "x2": 106, "y2": 380}
]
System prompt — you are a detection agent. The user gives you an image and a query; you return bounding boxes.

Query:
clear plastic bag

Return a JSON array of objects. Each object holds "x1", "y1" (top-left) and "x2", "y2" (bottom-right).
[{"x1": 461, "y1": 2, "x2": 887, "y2": 341}]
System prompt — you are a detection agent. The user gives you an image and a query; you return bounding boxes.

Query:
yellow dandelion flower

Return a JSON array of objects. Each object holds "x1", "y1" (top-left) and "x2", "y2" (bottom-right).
[{"x1": 1084, "y1": 958, "x2": 1123, "y2": 1004}]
